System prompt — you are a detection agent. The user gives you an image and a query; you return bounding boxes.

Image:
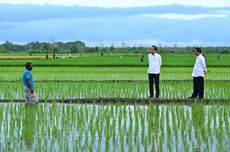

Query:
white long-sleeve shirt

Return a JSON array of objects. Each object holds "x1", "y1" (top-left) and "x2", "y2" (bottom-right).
[
  {"x1": 147, "y1": 53, "x2": 162, "y2": 74},
  {"x1": 192, "y1": 54, "x2": 207, "y2": 77}
]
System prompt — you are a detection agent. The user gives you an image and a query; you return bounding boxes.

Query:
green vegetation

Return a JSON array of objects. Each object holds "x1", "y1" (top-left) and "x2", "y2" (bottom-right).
[
  {"x1": 0, "y1": 66, "x2": 229, "y2": 100},
  {"x1": 0, "y1": 54, "x2": 230, "y2": 67},
  {"x1": 1, "y1": 41, "x2": 230, "y2": 54},
  {"x1": 0, "y1": 81, "x2": 229, "y2": 100},
  {"x1": 0, "y1": 67, "x2": 230, "y2": 81},
  {"x1": 0, "y1": 40, "x2": 86, "y2": 53},
  {"x1": 0, "y1": 103, "x2": 229, "y2": 151},
  {"x1": 0, "y1": 52, "x2": 229, "y2": 151}
]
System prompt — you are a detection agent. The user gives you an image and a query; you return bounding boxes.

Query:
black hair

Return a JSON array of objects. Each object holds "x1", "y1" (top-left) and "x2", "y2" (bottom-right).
[
  {"x1": 26, "y1": 62, "x2": 32, "y2": 69},
  {"x1": 195, "y1": 47, "x2": 202, "y2": 53},
  {"x1": 152, "y1": 45, "x2": 158, "y2": 51}
]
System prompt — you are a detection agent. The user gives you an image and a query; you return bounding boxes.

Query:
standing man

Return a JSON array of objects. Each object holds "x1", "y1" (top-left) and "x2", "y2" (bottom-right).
[
  {"x1": 190, "y1": 47, "x2": 207, "y2": 99},
  {"x1": 141, "y1": 55, "x2": 144, "y2": 62},
  {"x1": 69, "y1": 53, "x2": 72, "y2": 59},
  {"x1": 22, "y1": 62, "x2": 39, "y2": 103},
  {"x1": 53, "y1": 53, "x2": 56, "y2": 59},
  {"x1": 148, "y1": 46, "x2": 162, "y2": 99}
]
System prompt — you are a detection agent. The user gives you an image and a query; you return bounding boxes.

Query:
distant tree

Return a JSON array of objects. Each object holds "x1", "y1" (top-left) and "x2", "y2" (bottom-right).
[
  {"x1": 0, "y1": 45, "x2": 8, "y2": 53},
  {"x1": 95, "y1": 46, "x2": 99, "y2": 52},
  {"x1": 69, "y1": 45, "x2": 78, "y2": 53},
  {"x1": 42, "y1": 43, "x2": 51, "y2": 52},
  {"x1": 2, "y1": 41, "x2": 13, "y2": 51},
  {"x1": 53, "y1": 47, "x2": 59, "y2": 52},
  {"x1": 75, "y1": 41, "x2": 85, "y2": 52},
  {"x1": 110, "y1": 45, "x2": 114, "y2": 52},
  {"x1": 26, "y1": 42, "x2": 41, "y2": 52}
]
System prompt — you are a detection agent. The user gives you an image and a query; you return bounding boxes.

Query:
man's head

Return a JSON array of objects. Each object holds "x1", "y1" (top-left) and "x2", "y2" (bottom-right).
[
  {"x1": 194, "y1": 47, "x2": 202, "y2": 56},
  {"x1": 150, "y1": 45, "x2": 158, "y2": 54},
  {"x1": 26, "y1": 62, "x2": 33, "y2": 71}
]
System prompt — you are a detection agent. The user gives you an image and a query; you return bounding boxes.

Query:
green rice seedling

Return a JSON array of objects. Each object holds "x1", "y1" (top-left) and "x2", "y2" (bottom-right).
[{"x1": 0, "y1": 101, "x2": 229, "y2": 151}]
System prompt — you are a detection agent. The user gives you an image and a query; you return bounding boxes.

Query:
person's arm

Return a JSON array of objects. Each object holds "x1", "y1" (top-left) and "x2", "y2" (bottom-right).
[
  {"x1": 25, "y1": 72, "x2": 34, "y2": 93},
  {"x1": 200, "y1": 57, "x2": 207, "y2": 74},
  {"x1": 159, "y1": 55, "x2": 162, "y2": 66},
  {"x1": 148, "y1": 54, "x2": 150, "y2": 64},
  {"x1": 26, "y1": 79, "x2": 34, "y2": 93}
]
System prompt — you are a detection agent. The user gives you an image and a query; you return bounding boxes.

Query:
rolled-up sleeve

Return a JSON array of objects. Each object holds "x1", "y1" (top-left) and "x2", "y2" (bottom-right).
[
  {"x1": 159, "y1": 55, "x2": 162, "y2": 66},
  {"x1": 200, "y1": 57, "x2": 207, "y2": 72}
]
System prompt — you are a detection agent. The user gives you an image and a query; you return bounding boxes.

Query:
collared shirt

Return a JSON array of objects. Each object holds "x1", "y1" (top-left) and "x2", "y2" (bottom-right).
[
  {"x1": 147, "y1": 53, "x2": 162, "y2": 74},
  {"x1": 192, "y1": 54, "x2": 207, "y2": 77},
  {"x1": 22, "y1": 69, "x2": 35, "y2": 88}
]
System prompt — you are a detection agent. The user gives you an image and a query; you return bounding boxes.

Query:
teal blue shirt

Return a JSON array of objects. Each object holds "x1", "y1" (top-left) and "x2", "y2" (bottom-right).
[{"x1": 22, "y1": 69, "x2": 34, "y2": 88}]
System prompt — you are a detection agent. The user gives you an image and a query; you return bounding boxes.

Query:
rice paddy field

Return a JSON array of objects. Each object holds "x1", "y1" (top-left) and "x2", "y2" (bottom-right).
[
  {"x1": 0, "y1": 54, "x2": 229, "y2": 151},
  {"x1": 0, "y1": 53, "x2": 230, "y2": 67}
]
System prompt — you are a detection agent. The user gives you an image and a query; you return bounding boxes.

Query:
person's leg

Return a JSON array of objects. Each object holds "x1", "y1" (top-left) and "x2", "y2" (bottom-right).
[
  {"x1": 191, "y1": 77, "x2": 199, "y2": 98},
  {"x1": 31, "y1": 92, "x2": 39, "y2": 103},
  {"x1": 154, "y1": 74, "x2": 160, "y2": 98},
  {"x1": 24, "y1": 86, "x2": 31, "y2": 103},
  {"x1": 198, "y1": 77, "x2": 204, "y2": 99},
  {"x1": 148, "y1": 74, "x2": 154, "y2": 98}
]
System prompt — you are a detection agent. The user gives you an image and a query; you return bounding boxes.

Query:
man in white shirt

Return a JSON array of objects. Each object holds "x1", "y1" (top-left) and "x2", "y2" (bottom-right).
[
  {"x1": 190, "y1": 47, "x2": 207, "y2": 99},
  {"x1": 148, "y1": 45, "x2": 162, "y2": 98}
]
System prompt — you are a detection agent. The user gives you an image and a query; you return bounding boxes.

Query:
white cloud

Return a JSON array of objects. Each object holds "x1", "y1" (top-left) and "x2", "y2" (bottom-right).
[
  {"x1": 84, "y1": 39, "x2": 229, "y2": 47},
  {"x1": 1, "y1": 39, "x2": 228, "y2": 47},
  {"x1": 140, "y1": 13, "x2": 229, "y2": 20},
  {"x1": 1, "y1": 0, "x2": 230, "y2": 7}
]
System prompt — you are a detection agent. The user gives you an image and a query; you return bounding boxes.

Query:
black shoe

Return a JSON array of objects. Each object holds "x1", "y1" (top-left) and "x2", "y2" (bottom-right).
[{"x1": 149, "y1": 96, "x2": 154, "y2": 99}]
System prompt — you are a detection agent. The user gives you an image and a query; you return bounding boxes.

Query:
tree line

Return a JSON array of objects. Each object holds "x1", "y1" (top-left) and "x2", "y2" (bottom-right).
[
  {"x1": 0, "y1": 41, "x2": 86, "y2": 53},
  {"x1": 0, "y1": 41, "x2": 229, "y2": 54}
]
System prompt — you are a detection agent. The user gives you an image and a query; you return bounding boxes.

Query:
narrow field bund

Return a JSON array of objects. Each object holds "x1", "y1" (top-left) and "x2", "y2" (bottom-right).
[
  {"x1": 1, "y1": 80, "x2": 230, "y2": 83},
  {"x1": 0, "y1": 98, "x2": 230, "y2": 104}
]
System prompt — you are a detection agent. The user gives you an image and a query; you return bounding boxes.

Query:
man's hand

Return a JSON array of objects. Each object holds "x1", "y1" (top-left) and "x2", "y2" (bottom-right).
[
  {"x1": 30, "y1": 89, "x2": 34, "y2": 94},
  {"x1": 27, "y1": 79, "x2": 34, "y2": 93},
  {"x1": 204, "y1": 71, "x2": 207, "y2": 75}
]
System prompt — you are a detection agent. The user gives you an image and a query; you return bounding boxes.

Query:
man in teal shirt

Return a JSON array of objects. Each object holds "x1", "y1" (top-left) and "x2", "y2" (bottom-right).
[{"x1": 22, "y1": 62, "x2": 38, "y2": 103}]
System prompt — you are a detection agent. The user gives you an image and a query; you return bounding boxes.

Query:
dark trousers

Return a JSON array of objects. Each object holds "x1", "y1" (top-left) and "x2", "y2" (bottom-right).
[
  {"x1": 148, "y1": 74, "x2": 160, "y2": 98},
  {"x1": 191, "y1": 77, "x2": 204, "y2": 99}
]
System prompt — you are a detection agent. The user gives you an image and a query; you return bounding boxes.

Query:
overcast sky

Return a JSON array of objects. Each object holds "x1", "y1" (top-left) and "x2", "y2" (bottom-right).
[{"x1": 0, "y1": 1, "x2": 230, "y2": 46}]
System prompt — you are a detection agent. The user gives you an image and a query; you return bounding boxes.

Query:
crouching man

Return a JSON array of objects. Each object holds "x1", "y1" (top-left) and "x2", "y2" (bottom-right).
[{"x1": 22, "y1": 62, "x2": 39, "y2": 103}]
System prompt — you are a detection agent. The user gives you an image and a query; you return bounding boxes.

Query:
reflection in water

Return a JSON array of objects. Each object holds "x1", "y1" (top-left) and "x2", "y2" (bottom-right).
[
  {"x1": 23, "y1": 104, "x2": 38, "y2": 150},
  {"x1": 0, "y1": 103, "x2": 228, "y2": 151},
  {"x1": 192, "y1": 103, "x2": 205, "y2": 152}
]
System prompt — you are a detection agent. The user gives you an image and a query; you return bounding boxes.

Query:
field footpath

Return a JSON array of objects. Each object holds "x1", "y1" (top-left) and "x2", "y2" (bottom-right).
[
  {"x1": 1, "y1": 98, "x2": 230, "y2": 104},
  {"x1": 1, "y1": 80, "x2": 230, "y2": 83}
]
